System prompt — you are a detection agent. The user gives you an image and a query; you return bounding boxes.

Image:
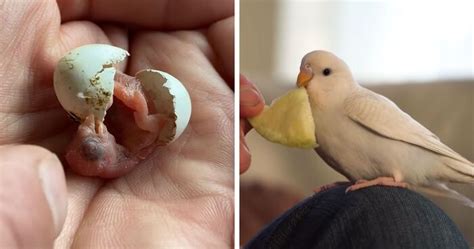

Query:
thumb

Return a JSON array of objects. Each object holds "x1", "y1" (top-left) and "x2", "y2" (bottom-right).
[
  {"x1": 0, "y1": 145, "x2": 67, "y2": 248},
  {"x1": 240, "y1": 75, "x2": 265, "y2": 117}
]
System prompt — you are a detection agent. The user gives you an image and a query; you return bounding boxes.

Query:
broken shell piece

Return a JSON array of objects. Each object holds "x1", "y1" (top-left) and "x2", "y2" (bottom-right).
[
  {"x1": 136, "y1": 69, "x2": 192, "y2": 143},
  {"x1": 54, "y1": 44, "x2": 129, "y2": 121}
]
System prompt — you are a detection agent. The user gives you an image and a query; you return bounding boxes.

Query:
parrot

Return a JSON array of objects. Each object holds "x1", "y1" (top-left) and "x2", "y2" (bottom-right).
[{"x1": 296, "y1": 50, "x2": 474, "y2": 207}]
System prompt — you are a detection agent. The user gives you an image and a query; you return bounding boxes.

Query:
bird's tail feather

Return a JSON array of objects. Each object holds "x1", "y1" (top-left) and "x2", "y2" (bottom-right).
[
  {"x1": 442, "y1": 157, "x2": 474, "y2": 183},
  {"x1": 413, "y1": 183, "x2": 474, "y2": 208}
]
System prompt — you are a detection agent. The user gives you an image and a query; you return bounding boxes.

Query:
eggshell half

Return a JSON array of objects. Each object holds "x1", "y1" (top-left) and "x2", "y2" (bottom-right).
[
  {"x1": 136, "y1": 69, "x2": 192, "y2": 143},
  {"x1": 54, "y1": 44, "x2": 129, "y2": 121}
]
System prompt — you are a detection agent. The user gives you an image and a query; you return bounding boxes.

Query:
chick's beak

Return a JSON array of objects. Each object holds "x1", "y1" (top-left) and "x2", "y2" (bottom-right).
[{"x1": 296, "y1": 71, "x2": 312, "y2": 87}]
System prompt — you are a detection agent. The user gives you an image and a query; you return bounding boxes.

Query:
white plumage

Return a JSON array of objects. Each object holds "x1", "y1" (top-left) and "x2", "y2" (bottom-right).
[{"x1": 298, "y1": 50, "x2": 474, "y2": 207}]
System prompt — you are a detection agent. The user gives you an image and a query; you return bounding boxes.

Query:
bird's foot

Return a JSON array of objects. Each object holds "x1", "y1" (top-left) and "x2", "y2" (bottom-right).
[
  {"x1": 345, "y1": 177, "x2": 408, "y2": 193},
  {"x1": 314, "y1": 181, "x2": 351, "y2": 193}
]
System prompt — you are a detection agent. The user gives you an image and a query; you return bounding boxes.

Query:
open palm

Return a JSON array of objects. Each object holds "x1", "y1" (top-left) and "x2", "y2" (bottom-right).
[{"x1": 0, "y1": 0, "x2": 234, "y2": 248}]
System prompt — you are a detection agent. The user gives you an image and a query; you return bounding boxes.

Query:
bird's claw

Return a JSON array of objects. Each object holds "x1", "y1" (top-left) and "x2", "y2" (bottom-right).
[
  {"x1": 345, "y1": 177, "x2": 408, "y2": 193},
  {"x1": 314, "y1": 181, "x2": 351, "y2": 193}
]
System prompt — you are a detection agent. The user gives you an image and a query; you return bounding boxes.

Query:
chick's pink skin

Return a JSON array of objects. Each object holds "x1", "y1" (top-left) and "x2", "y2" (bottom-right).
[
  {"x1": 65, "y1": 115, "x2": 138, "y2": 178},
  {"x1": 65, "y1": 72, "x2": 171, "y2": 178}
]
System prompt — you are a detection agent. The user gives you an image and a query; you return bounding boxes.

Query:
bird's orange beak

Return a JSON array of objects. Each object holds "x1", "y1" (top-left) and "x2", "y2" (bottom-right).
[{"x1": 296, "y1": 71, "x2": 311, "y2": 87}]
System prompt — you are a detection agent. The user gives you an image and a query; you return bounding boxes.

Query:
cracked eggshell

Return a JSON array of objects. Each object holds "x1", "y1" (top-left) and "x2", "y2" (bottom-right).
[
  {"x1": 54, "y1": 44, "x2": 129, "y2": 121},
  {"x1": 136, "y1": 69, "x2": 192, "y2": 143}
]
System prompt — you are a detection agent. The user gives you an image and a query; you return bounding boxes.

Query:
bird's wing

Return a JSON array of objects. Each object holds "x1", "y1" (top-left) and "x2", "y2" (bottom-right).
[{"x1": 344, "y1": 87, "x2": 471, "y2": 164}]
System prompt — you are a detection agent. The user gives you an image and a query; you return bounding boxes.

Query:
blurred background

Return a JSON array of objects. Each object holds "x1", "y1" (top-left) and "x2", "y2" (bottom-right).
[{"x1": 240, "y1": 0, "x2": 474, "y2": 246}]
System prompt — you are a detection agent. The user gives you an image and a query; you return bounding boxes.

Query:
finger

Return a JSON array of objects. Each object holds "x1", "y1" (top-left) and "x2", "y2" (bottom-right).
[
  {"x1": 39, "y1": 21, "x2": 110, "y2": 88},
  {"x1": 97, "y1": 24, "x2": 130, "y2": 72},
  {"x1": 0, "y1": 145, "x2": 67, "y2": 248},
  {"x1": 99, "y1": 24, "x2": 129, "y2": 52},
  {"x1": 0, "y1": 1, "x2": 56, "y2": 33},
  {"x1": 40, "y1": 20, "x2": 122, "y2": 89},
  {"x1": 240, "y1": 75, "x2": 264, "y2": 117},
  {"x1": 38, "y1": 21, "x2": 128, "y2": 105},
  {"x1": 56, "y1": 21, "x2": 110, "y2": 53},
  {"x1": 57, "y1": 0, "x2": 234, "y2": 29},
  {"x1": 208, "y1": 16, "x2": 234, "y2": 87},
  {"x1": 128, "y1": 31, "x2": 232, "y2": 100},
  {"x1": 240, "y1": 121, "x2": 251, "y2": 174},
  {"x1": 243, "y1": 116, "x2": 259, "y2": 135},
  {"x1": 46, "y1": 21, "x2": 124, "y2": 64}
]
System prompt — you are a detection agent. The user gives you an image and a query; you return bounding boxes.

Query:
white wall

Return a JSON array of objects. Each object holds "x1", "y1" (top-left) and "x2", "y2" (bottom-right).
[{"x1": 274, "y1": 1, "x2": 474, "y2": 85}]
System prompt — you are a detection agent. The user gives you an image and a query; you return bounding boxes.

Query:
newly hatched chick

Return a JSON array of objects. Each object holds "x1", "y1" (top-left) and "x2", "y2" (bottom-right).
[
  {"x1": 54, "y1": 44, "x2": 191, "y2": 178},
  {"x1": 65, "y1": 73, "x2": 171, "y2": 178},
  {"x1": 297, "y1": 51, "x2": 474, "y2": 206}
]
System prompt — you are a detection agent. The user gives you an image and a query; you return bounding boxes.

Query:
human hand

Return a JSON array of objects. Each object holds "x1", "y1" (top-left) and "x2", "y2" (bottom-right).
[
  {"x1": 239, "y1": 75, "x2": 265, "y2": 174},
  {"x1": 0, "y1": 0, "x2": 233, "y2": 248}
]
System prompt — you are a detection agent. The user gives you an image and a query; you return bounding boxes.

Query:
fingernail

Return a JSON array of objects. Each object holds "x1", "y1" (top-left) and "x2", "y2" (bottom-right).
[
  {"x1": 240, "y1": 74, "x2": 250, "y2": 84},
  {"x1": 241, "y1": 139, "x2": 250, "y2": 155},
  {"x1": 240, "y1": 138, "x2": 251, "y2": 174},
  {"x1": 240, "y1": 87, "x2": 262, "y2": 107},
  {"x1": 38, "y1": 155, "x2": 67, "y2": 235}
]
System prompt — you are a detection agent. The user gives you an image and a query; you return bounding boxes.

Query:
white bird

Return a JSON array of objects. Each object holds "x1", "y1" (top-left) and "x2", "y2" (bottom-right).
[{"x1": 297, "y1": 50, "x2": 474, "y2": 207}]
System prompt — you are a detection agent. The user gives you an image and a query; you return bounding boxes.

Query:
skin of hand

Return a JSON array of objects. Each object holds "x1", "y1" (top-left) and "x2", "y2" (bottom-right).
[
  {"x1": 240, "y1": 75, "x2": 265, "y2": 174},
  {"x1": 0, "y1": 0, "x2": 234, "y2": 248}
]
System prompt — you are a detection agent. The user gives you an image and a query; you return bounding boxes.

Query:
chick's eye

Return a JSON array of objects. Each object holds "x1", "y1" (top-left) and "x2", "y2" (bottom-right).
[{"x1": 323, "y1": 68, "x2": 331, "y2": 76}]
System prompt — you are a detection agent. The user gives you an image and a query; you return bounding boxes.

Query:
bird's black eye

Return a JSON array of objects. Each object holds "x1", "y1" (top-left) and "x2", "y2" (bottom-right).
[{"x1": 322, "y1": 68, "x2": 331, "y2": 76}]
